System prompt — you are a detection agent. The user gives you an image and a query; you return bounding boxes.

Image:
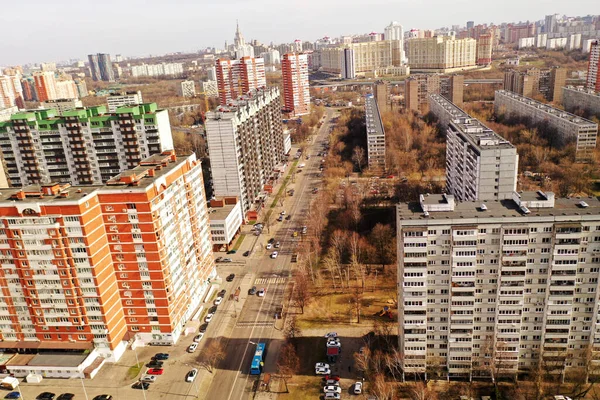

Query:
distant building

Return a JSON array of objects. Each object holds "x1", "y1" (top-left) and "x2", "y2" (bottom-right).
[
  {"x1": 201, "y1": 80, "x2": 218, "y2": 97},
  {"x1": 567, "y1": 33, "x2": 582, "y2": 51},
  {"x1": 545, "y1": 14, "x2": 557, "y2": 33},
  {"x1": 494, "y1": 90, "x2": 598, "y2": 161},
  {"x1": 341, "y1": 48, "x2": 355, "y2": 79},
  {"x1": 178, "y1": 80, "x2": 196, "y2": 97},
  {"x1": 406, "y1": 35, "x2": 477, "y2": 73},
  {"x1": 208, "y1": 197, "x2": 243, "y2": 250},
  {"x1": 88, "y1": 53, "x2": 115, "y2": 82},
  {"x1": 233, "y1": 21, "x2": 254, "y2": 58},
  {"x1": 205, "y1": 87, "x2": 285, "y2": 219},
  {"x1": 215, "y1": 57, "x2": 266, "y2": 105},
  {"x1": 429, "y1": 94, "x2": 518, "y2": 201},
  {"x1": 106, "y1": 91, "x2": 143, "y2": 113},
  {"x1": 0, "y1": 75, "x2": 24, "y2": 108},
  {"x1": 206, "y1": 66, "x2": 217, "y2": 81},
  {"x1": 75, "y1": 79, "x2": 88, "y2": 98},
  {"x1": 405, "y1": 74, "x2": 463, "y2": 111},
  {"x1": 384, "y1": 21, "x2": 405, "y2": 63},
  {"x1": 0, "y1": 103, "x2": 173, "y2": 186},
  {"x1": 0, "y1": 106, "x2": 17, "y2": 122},
  {"x1": 41, "y1": 98, "x2": 83, "y2": 114},
  {"x1": 373, "y1": 81, "x2": 391, "y2": 113},
  {"x1": 281, "y1": 53, "x2": 310, "y2": 117},
  {"x1": 518, "y1": 37, "x2": 536, "y2": 49},
  {"x1": 536, "y1": 33, "x2": 548, "y2": 48},
  {"x1": 563, "y1": 86, "x2": 600, "y2": 119},
  {"x1": 365, "y1": 94, "x2": 386, "y2": 170},
  {"x1": 546, "y1": 37, "x2": 568, "y2": 50},
  {"x1": 320, "y1": 40, "x2": 403, "y2": 76},
  {"x1": 588, "y1": 41, "x2": 600, "y2": 91},
  {"x1": 130, "y1": 63, "x2": 184, "y2": 78},
  {"x1": 33, "y1": 71, "x2": 58, "y2": 102},
  {"x1": 476, "y1": 33, "x2": 493, "y2": 65},
  {"x1": 503, "y1": 67, "x2": 566, "y2": 103}
]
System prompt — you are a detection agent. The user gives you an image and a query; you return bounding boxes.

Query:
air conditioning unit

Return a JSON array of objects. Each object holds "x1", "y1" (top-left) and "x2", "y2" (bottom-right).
[
  {"x1": 122, "y1": 283, "x2": 130, "y2": 289},
  {"x1": 118, "y1": 264, "x2": 125, "y2": 270}
]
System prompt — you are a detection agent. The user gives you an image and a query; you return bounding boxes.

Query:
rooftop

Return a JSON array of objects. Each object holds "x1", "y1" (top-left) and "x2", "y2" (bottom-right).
[
  {"x1": 398, "y1": 192, "x2": 600, "y2": 223},
  {"x1": 365, "y1": 95, "x2": 385, "y2": 137},
  {"x1": 563, "y1": 85, "x2": 600, "y2": 99},
  {"x1": 496, "y1": 90, "x2": 598, "y2": 127},
  {"x1": 209, "y1": 203, "x2": 238, "y2": 220}
]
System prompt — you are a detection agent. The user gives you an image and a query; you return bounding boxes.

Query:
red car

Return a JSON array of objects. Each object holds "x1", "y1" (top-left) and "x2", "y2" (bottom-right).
[
  {"x1": 324, "y1": 375, "x2": 340, "y2": 381},
  {"x1": 146, "y1": 368, "x2": 164, "y2": 375}
]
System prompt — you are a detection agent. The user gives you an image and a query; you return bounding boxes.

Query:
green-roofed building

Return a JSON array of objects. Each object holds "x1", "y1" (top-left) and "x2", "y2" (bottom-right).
[{"x1": 0, "y1": 103, "x2": 173, "y2": 186}]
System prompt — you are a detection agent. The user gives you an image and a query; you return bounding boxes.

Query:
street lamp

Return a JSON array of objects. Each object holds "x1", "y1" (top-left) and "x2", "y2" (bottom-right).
[{"x1": 133, "y1": 345, "x2": 147, "y2": 400}]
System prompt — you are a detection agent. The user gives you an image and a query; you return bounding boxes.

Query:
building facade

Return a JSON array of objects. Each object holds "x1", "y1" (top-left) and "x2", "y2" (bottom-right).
[
  {"x1": 41, "y1": 99, "x2": 83, "y2": 114},
  {"x1": 476, "y1": 33, "x2": 493, "y2": 65},
  {"x1": 205, "y1": 87, "x2": 285, "y2": 218},
  {"x1": 88, "y1": 54, "x2": 115, "y2": 82},
  {"x1": 429, "y1": 94, "x2": 518, "y2": 202},
  {"x1": 130, "y1": 63, "x2": 184, "y2": 78},
  {"x1": 406, "y1": 36, "x2": 477, "y2": 72},
  {"x1": 178, "y1": 80, "x2": 196, "y2": 98},
  {"x1": 106, "y1": 91, "x2": 143, "y2": 113},
  {"x1": 0, "y1": 75, "x2": 24, "y2": 109},
  {"x1": 215, "y1": 57, "x2": 266, "y2": 105},
  {"x1": 208, "y1": 197, "x2": 243, "y2": 250},
  {"x1": 0, "y1": 152, "x2": 215, "y2": 357},
  {"x1": 562, "y1": 86, "x2": 600, "y2": 119},
  {"x1": 397, "y1": 191, "x2": 600, "y2": 380},
  {"x1": 365, "y1": 94, "x2": 385, "y2": 170},
  {"x1": 494, "y1": 90, "x2": 598, "y2": 161},
  {"x1": 0, "y1": 104, "x2": 173, "y2": 186},
  {"x1": 588, "y1": 41, "x2": 600, "y2": 92},
  {"x1": 504, "y1": 68, "x2": 566, "y2": 103},
  {"x1": 341, "y1": 48, "x2": 356, "y2": 79},
  {"x1": 281, "y1": 53, "x2": 310, "y2": 117},
  {"x1": 406, "y1": 75, "x2": 463, "y2": 112}
]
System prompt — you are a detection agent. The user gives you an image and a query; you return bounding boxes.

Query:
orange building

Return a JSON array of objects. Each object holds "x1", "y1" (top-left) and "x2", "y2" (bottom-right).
[
  {"x1": 215, "y1": 57, "x2": 266, "y2": 105},
  {"x1": 33, "y1": 71, "x2": 58, "y2": 102},
  {"x1": 0, "y1": 152, "x2": 215, "y2": 358},
  {"x1": 281, "y1": 53, "x2": 310, "y2": 117}
]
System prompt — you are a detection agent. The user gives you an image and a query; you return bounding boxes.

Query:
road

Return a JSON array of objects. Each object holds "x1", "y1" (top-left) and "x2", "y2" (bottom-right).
[{"x1": 205, "y1": 108, "x2": 338, "y2": 400}]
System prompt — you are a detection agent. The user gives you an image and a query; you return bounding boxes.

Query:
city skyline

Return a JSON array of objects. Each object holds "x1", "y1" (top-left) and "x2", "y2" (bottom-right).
[{"x1": 1, "y1": 0, "x2": 597, "y2": 65}]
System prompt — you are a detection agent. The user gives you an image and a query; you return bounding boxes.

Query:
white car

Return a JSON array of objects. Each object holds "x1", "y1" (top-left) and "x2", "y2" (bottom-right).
[
  {"x1": 271, "y1": 251, "x2": 278, "y2": 259},
  {"x1": 324, "y1": 332, "x2": 338, "y2": 338},
  {"x1": 324, "y1": 379, "x2": 339, "y2": 386},
  {"x1": 274, "y1": 242, "x2": 280, "y2": 248},
  {"x1": 205, "y1": 313, "x2": 213, "y2": 323},
  {"x1": 315, "y1": 362, "x2": 330, "y2": 369},
  {"x1": 214, "y1": 297, "x2": 223, "y2": 306},
  {"x1": 257, "y1": 288, "x2": 266, "y2": 297},
  {"x1": 187, "y1": 343, "x2": 198, "y2": 353},
  {"x1": 324, "y1": 386, "x2": 342, "y2": 394},
  {"x1": 141, "y1": 375, "x2": 157, "y2": 383},
  {"x1": 315, "y1": 367, "x2": 331, "y2": 375},
  {"x1": 266, "y1": 243, "x2": 272, "y2": 250},
  {"x1": 186, "y1": 368, "x2": 198, "y2": 382},
  {"x1": 298, "y1": 163, "x2": 306, "y2": 168},
  {"x1": 280, "y1": 210, "x2": 286, "y2": 215},
  {"x1": 324, "y1": 393, "x2": 340, "y2": 400},
  {"x1": 193, "y1": 333, "x2": 204, "y2": 342},
  {"x1": 354, "y1": 381, "x2": 363, "y2": 394},
  {"x1": 326, "y1": 341, "x2": 341, "y2": 348}
]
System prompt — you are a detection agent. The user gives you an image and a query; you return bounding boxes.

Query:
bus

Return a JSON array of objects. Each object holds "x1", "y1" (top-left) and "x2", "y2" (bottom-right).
[{"x1": 250, "y1": 342, "x2": 266, "y2": 375}]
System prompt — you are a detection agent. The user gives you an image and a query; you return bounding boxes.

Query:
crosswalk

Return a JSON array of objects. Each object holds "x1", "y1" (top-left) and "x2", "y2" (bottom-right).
[
  {"x1": 254, "y1": 277, "x2": 287, "y2": 285},
  {"x1": 235, "y1": 321, "x2": 274, "y2": 328}
]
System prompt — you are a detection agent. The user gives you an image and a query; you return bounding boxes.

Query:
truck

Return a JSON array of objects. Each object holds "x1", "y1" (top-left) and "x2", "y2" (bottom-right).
[{"x1": 1, "y1": 376, "x2": 19, "y2": 390}]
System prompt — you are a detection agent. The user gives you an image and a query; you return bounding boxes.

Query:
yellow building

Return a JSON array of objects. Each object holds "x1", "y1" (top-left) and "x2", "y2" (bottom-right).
[{"x1": 407, "y1": 36, "x2": 477, "y2": 73}]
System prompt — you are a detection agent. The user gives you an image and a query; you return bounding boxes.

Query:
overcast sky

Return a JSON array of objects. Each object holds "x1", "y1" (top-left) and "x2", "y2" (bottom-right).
[{"x1": 1, "y1": 0, "x2": 597, "y2": 66}]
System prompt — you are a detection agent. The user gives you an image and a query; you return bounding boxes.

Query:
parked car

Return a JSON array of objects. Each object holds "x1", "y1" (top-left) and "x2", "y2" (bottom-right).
[
  {"x1": 153, "y1": 353, "x2": 169, "y2": 360},
  {"x1": 146, "y1": 360, "x2": 163, "y2": 368},
  {"x1": 354, "y1": 381, "x2": 363, "y2": 394},
  {"x1": 277, "y1": 215, "x2": 283, "y2": 222},
  {"x1": 221, "y1": 258, "x2": 233, "y2": 263},
  {"x1": 274, "y1": 242, "x2": 280, "y2": 248},
  {"x1": 324, "y1": 332, "x2": 338, "y2": 338},
  {"x1": 199, "y1": 324, "x2": 208, "y2": 333},
  {"x1": 315, "y1": 362, "x2": 330, "y2": 369},
  {"x1": 57, "y1": 395, "x2": 74, "y2": 400},
  {"x1": 243, "y1": 250, "x2": 250, "y2": 257},
  {"x1": 146, "y1": 368, "x2": 164, "y2": 375},
  {"x1": 324, "y1": 386, "x2": 342, "y2": 394},
  {"x1": 226, "y1": 273, "x2": 235, "y2": 282},
  {"x1": 193, "y1": 333, "x2": 204, "y2": 342},
  {"x1": 218, "y1": 289, "x2": 226, "y2": 297},
  {"x1": 316, "y1": 366, "x2": 331, "y2": 375},
  {"x1": 324, "y1": 375, "x2": 340, "y2": 381},
  {"x1": 280, "y1": 210, "x2": 286, "y2": 215},
  {"x1": 258, "y1": 288, "x2": 266, "y2": 297},
  {"x1": 36, "y1": 393, "x2": 55, "y2": 400},
  {"x1": 323, "y1": 379, "x2": 340, "y2": 386},
  {"x1": 215, "y1": 257, "x2": 223, "y2": 263},
  {"x1": 92, "y1": 396, "x2": 112, "y2": 400},
  {"x1": 268, "y1": 238, "x2": 275, "y2": 244},
  {"x1": 248, "y1": 286, "x2": 257, "y2": 295},
  {"x1": 5, "y1": 394, "x2": 20, "y2": 400},
  {"x1": 227, "y1": 249, "x2": 236, "y2": 254},
  {"x1": 271, "y1": 251, "x2": 278, "y2": 259},
  {"x1": 324, "y1": 393, "x2": 341, "y2": 400},
  {"x1": 214, "y1": 297, "x2": 223, "y2": 306},
  {"x1": 131, "y1": 382, "x2": 149, "y2": 390},
  {"x1": 187, "y1": 343, "x2": 198, "y2": 353},
  {"x1": 205, "y1": 313, "x2": 213, "y2": 323},
  {"x1": 186, "y1": 369, "x2": 198, "y2": 383},
  {"x1": 141, "y1": 375, "x2": 157, "y2": 383},
  {"x1": 266, "y1": 243, "x2": 272, "y2": 250},
  {"x1": 285, "y1": 215, "x2": 291, "y2": 220}
]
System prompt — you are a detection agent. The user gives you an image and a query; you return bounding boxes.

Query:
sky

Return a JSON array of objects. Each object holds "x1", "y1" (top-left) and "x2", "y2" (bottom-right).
[{"x1": 0, "y1": 0, "x2": 597, "y2": 66}]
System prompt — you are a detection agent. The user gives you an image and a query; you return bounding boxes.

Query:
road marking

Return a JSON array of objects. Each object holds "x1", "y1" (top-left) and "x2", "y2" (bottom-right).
[
  {"x1": 254, "y1": 277, "x2": 286, "y2": 285},
  {"x1": 235, "y1": 321, "x2": 274, "y2": 328}
]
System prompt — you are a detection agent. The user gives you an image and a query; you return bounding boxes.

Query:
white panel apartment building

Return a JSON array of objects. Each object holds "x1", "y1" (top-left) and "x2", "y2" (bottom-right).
[
  {"x1": 106, "y1": 91, "x2": 143, "y2": 113},
  {"x1": 205, "y1": 87, "x2": 285, "y2": 219},
  {"x1": 0, "y1": 104, "x2": 173, "y2": 186},
  {"x1": 563, "y1": 86, "x2": 600, "y2": 118},
  {"x1": 397, "y1": 192, "x2": 600, "y2": 381},
  {"x1": 365, "y1": 94, "x2": 386, "y2": 169},
  {"x1": 494, "y1": 90, "x2": 598, "y2": 161},
  {"x1": 429, "y1": 94, "x2": 518, "y2": 202}
]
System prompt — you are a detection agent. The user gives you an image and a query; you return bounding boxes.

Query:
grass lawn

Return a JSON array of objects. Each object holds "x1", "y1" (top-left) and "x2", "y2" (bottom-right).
[
  {"x1": 232, "y1": 233, "x2": 246, "y2": 251},
  {"x1": 126, "y1": 362, "x2": 143, "y2": 379}
]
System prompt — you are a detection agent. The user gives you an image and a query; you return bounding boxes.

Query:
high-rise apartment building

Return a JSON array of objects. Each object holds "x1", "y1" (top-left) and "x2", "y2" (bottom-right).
[
  {"x1": 106, "y1": 91, "x2": 143, "y2": 113},
  {"x1": 587, "y1": 41, "x2": 600, "y2": 92},
  {"x1": 503, "y1": 68, "x2": 566, "y2": 103},
  {"x1": 365, "y1": 94, "x2": 386, "y2": 169},
  {"x1": 0, "y1": 75, "x2": 24, "y2": 109},
  {"x1": 494, "y1": 90, "x2": 598, "y2": 161},
  {"x1": 476, "y1": 33, "x2": 493, "y2": 65},
  {"x1": 406, "y1": 36, "x2": 477, "y2": 72},
  {"x1": 341, "y1": 48, "x2": 355, "y2": 79},
  {"x1": 178, "y1": 80, "x2": 196, "y2": 97},
  {"x1": 545, "y1": 14, "x2": 557, "y2": 33},
  {"x1": 429, "y1": 94, "x2": 518, "y2": 202},
  {"x1": 384, "y1": 21, "x2": 405, "y2": 63},
  {"x1": 281, "y1": 53, "x2": 310, "y2": 117},
  {"x1": 563, "y1": 86, "x2": 600, "y2": 119},
  {"x1": 405, "y1": 74, "x2": 464, "y2": 111},
  {"x1": 0, "y1": 152, "x2": 215, "y2": 356},
  {"x1": 205, "y1": 87, "x2": 285, "y2": 218},
  {"x1": 0, "y1": 103, "x2": 173, "y2": 186},
  {"x1": 320, "y1": 40, "x2": 403, "y2": 76},
  {"x1": 88, "y1": 53, "x2": 115, "y2": 82},
  {"x1": 33, "y1": 71, "x2": 58, "y2": 102},
  {"x1": 397, "y1": 191, "x2": 600, "y2": 380},
  {"x1": 215, "y1": 57, "x2": 266, "y2": 105}
]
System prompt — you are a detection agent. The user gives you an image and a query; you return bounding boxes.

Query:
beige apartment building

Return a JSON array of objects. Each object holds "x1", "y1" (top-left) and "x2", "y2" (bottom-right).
[
  {"x1": 320, "y1": 40, "x2": 402, "y2": 76},
  {"x1": 406, "y1": 36, "x2": 477, "y2": 73}
]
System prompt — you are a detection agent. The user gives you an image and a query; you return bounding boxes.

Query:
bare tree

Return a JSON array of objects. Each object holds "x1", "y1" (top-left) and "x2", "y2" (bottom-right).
[
  {"x1": 372, "y1": 372, "x2": 395, "y2": 400},
  {"x1": 283, "y1": 315, "x2": 302, "y2": 342},
  {"x1": 408, "y1": 381, "x2": 438, "y2": 400},
  {"x1": 277, "y1": 342, "x2": 300, "y2": 393},
  {"x1": 352, "y1": 146, "x2": 366, "y2": 173},
  {"x1": 292, "y1": 271, "x2": 311, "y2": 314},
  {"x1": 370, "y1": 223, "x2": 395, "y2": 272},
  {"x1": 197, "y1": 340, "x2": 226, "y2": 373},
  {"x1": 351, "y1": 288, "x2": 363, "y2": 323},
  {"x1": 354, "y1": 347, "x2": 372, "y2": 378}
]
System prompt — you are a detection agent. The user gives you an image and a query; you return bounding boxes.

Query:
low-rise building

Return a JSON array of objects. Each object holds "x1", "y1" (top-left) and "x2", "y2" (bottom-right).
[
  {"x1": 494, "y1": 89, "x2": 598, "y2": 161},
  {"x1": 106, "y1": 91, "x2": 143, "y2": 113},
  {"x1": 208, "y1": 197, "x2": 243, "y2": 250}
]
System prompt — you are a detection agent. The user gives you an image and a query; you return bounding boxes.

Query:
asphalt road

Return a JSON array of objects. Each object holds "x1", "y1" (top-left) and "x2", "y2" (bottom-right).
[{"x1": 205, "y1": 108, "x2": 338, "y2": 400}]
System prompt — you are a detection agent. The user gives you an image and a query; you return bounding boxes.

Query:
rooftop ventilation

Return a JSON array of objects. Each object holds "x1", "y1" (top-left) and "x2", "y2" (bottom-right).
[
  {"x1": 480, "y1": 204, "x2": 488, "y2": 211},
  {"x1": 520, "y1": 205, "x2": 531, "y2": 215},
  {"x1": 579, "y1": 201, "x2": 589, "y2": 208}
]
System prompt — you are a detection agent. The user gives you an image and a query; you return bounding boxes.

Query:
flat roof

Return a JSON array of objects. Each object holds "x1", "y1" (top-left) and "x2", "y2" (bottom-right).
[
  {"x1": 496, "y1": 90, "x2": 598, "y2": 127},
  {"x1": 398, "y1": 195, "x2": 600, "y2": 222},
  {"x1": 365, "y1": 95, "x2": 385, "y2": 138},
  {"x1": 209, "y1": 203, "x2": 238, "y2": 220},
  {"x1": 27, "y1": 353, "x2": 88, "y2": 367}
]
